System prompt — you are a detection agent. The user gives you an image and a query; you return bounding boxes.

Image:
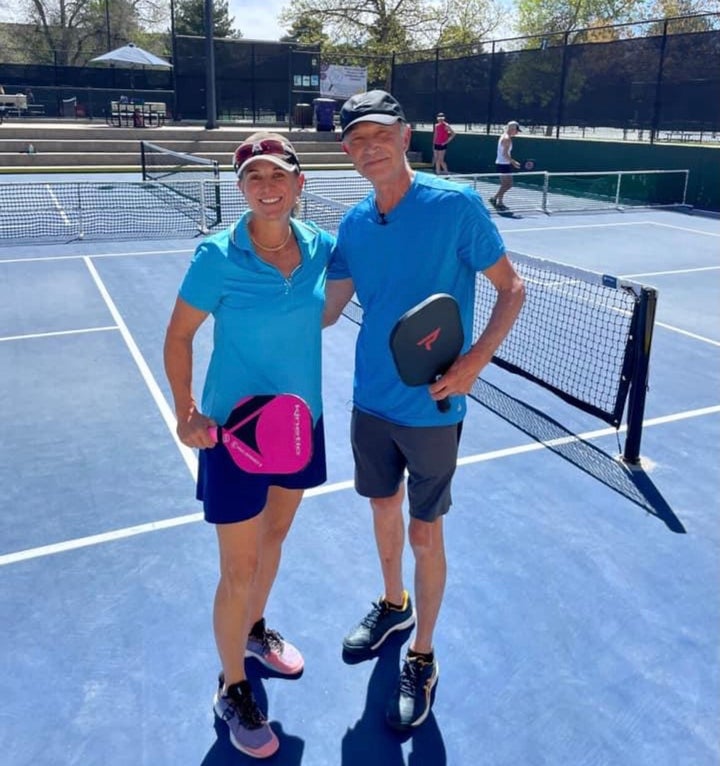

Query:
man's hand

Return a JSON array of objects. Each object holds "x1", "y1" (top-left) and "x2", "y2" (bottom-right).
[{"x1": 428, "y1": 350, "x2": 489, "y2": 401}]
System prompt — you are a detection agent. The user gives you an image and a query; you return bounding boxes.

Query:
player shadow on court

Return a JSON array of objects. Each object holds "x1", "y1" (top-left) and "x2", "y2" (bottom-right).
[
  {"x1": 340, "y1": 629, "x2": 447, "y2": 766},
  {"x1": 200, "y1": 666, "x2": 305, "y2": 765},
  {"x1": 471, "y1": 378, "x2": 685, "y2": 533}
]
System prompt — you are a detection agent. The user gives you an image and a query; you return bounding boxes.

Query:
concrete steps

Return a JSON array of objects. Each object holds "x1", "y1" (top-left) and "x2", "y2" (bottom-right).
[
  {"x1": 0, "y1": 146, "x2": 349, "y2": 169},
  {"x1": 0, "y1": 121, "x2": 352, "y2": 172}
]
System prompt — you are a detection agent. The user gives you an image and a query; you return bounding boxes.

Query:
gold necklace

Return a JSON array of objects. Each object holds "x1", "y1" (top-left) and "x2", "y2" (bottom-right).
[{"x1": 249, "y1": 227, "x2": 292, "y2": 252}]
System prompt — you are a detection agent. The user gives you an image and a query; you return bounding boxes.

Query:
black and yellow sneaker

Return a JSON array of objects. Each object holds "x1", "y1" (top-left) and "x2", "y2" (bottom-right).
[
  {"x1": 386, "y1": 652, "x2": 440, "y2": 731},
  {"x1": 342, "y1": 591, "x2": 415, "y2": 654}
]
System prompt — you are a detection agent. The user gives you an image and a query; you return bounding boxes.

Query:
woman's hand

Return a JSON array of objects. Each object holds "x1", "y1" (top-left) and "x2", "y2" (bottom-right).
[{"x1": 176, "y1": 406, "x2": 217, "y2": 449}]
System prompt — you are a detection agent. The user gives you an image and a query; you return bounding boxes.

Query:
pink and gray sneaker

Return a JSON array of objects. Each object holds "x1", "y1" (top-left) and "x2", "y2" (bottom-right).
[
  {"x1": 213, "y1": 678, "x2": 279, "y2": 759},
  {"x1": 245, "y1": 620, "x2": 304, "y2": 676}
]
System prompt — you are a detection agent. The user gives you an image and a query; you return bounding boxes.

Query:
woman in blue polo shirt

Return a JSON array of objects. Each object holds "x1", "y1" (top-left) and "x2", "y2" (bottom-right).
[{"x1": 164, "y1": 132, "x2": 333, "y2": 759}]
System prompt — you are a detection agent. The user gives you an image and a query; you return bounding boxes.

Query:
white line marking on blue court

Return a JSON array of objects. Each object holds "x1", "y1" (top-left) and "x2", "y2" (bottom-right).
[
  {"x1": 0, "y1": 248, "x2": 192, "y2": 265},
  {"x1": 45, "y1": 184, "x2": 71, "y2": 226},
  {"x1": 648, "y1": 221, "x2": 720, "y2": 237},
  {"x1": 503, "y1": 222, "x2": 648, "y2": 233},
  {"x1": 83, "y1": 256, "x2": 197, "y2": 477},
  {"x1": 0, "y1": 325, "x2": 117, "y2": 343},
  {"x1": 500, "y1": 220, "x2": 720, "y2": 237},
  {"x1": 2, "y1": 404, "x2": 718, "y2": 568},
  {"x1": 621, "y1": 266, "x2": 720, "y2": 278},
  {"x1": 654, "y1": 322, "x2": 720, "y2": 347}
]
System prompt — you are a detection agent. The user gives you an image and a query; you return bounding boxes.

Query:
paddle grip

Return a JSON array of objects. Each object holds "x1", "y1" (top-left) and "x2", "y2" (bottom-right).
[
  {"x1": 207, "y1": 426, "x2": 219, "y2": 444},
  {"x1": 434, "y1": 373, "x2": 451, "y2": 413}
]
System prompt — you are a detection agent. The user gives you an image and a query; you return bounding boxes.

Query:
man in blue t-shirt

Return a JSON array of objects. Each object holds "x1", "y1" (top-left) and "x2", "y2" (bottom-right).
[{"x1": 324, "y1": 90, "x2": 525, "y2": 732}]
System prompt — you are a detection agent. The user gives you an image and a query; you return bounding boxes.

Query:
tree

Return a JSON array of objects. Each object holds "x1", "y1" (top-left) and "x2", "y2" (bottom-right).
[
  {"x1": 645, "y1": 1, "x2": 720, "y2": 33},
  {"x1": 173, "y1": 0, "x2": 241, "y2": 38},
  {"x1": 515, "y1": 0, "x2": 644, "y2": 41},
  {"x1": 280, "y1": 12, "x2": 329, "y2": 45},
  {"x1": 278, "y1": 0, "x2": 501, "y2": 51},
  {"x1": 435, "y1": 0, "x2": 502, "y2": 48},
  {"x1": 4, "y1": 0, "x2": 166, "y2": 65}
]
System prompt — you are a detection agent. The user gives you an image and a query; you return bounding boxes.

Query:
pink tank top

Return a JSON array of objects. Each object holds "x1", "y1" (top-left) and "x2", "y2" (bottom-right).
[{"x1": 434, "y1": 122, "x2": 451, "y2": 144}]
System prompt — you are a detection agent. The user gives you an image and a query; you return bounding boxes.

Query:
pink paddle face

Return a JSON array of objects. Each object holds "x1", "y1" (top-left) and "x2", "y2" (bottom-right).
[{"x1": 208, "y1": 394, "x2": 313, "y2": 474}]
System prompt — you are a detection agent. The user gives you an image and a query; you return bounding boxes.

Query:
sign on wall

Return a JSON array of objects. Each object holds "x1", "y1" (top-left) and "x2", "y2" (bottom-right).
[{"x1": 319, "y1": 64, "x2": 367, "y2": 98}]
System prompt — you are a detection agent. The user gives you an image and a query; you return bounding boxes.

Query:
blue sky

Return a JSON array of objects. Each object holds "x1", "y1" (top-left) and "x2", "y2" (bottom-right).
[
  {"x1": 230, "y1": 0, "x2": 287, "y2": 41},
  {"x1": 0, "y1": 1, "x2": 289, "y2": 41}
]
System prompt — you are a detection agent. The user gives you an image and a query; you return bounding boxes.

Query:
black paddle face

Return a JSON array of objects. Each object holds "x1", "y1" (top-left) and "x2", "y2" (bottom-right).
[{"x1": 390, "y1": 294, "x2": 464, "y2": 411}]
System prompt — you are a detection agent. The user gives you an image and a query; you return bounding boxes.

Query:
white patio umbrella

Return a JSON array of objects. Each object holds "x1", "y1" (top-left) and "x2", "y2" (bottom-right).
[
  {"x1": 90, "y1": 42, "x2": 173, "y2": 90},
  {"x1": 90, "y1": 42, "x2": 173, "y2": 69}
]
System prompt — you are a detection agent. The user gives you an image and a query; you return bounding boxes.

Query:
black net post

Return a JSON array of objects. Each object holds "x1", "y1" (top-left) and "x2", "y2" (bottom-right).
[{"x1": 623, "y1": 286, "x2": 658, "y2": 464}]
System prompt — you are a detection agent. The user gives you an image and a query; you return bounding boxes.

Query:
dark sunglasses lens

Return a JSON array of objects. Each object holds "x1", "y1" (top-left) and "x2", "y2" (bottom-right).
[{"x1": 235, "y1": 139, "x2": 297, "y2": 170}]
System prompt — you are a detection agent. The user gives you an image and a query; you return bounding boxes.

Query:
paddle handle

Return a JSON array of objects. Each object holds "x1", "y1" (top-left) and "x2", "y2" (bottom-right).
[{"x1": 434, "y1": 374, "x2": 451, "y2": 413}]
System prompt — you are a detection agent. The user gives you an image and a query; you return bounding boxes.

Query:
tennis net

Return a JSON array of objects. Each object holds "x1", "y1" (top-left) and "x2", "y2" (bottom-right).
[
  {"x1": 305, "y1": 169, "x2": 688, "y2": 216},
  {"x1": 0, "y1": 168, "x2": 688, "y2": 244},
  {"x1": 471, "y1": 252, "x2": 657, "y2": 463},
  {"x1": 140, "y1": 141, "x2": 222, "y2": 231},
  {"x1": 0, "y1": 180, "x2": 230, "y2": 241},
  {"x1": 449, "y1": 169, "x2": 689, "y2": 214}
]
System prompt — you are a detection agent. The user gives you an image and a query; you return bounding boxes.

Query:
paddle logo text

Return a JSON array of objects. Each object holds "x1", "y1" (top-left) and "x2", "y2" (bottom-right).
[
  {"x1": 223, "y1": 432, "x2": 262, "y2": 466},
  {"x1": 417, "y1": 328, "x2": 441, "y2": 351},
  {"x1": 293, "y1": 403, "x2": 303, "y2": 456}
]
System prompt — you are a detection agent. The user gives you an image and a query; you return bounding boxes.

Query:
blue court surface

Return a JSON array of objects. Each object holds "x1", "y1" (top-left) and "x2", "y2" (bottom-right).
[{"x1": 1, "y1": 193, "x2": 718, "y2": 766}]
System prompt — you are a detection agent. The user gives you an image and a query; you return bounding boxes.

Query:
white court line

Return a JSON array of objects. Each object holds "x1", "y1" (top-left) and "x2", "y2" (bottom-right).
[
  {"x1": 504, "y1": 221, "x2": 648, "y2": 233},
  {"x1": 82, "y1": 256, "x2": 197, "y2": 477},
  {"x1": 503, "y1": 220, "x2": 720, "y2": 237},
  {"x1": 1, "y1": 404, "x2": 718, "y2": 568},
  {"x1": 621, "y1": 266, "x2": 720, "y2": 278},
  {"x1": 0, "y1": 325, "x2": 117, "y2": 343},
  {"x1": 45, "y1": 184, "x2": 71, "y2": 226},
  {"x1": 648, "y1": 221, "x2": 720, "y2": 237},
  {"x1": 654, "y1": 322, "x2": 720, "y2": 347},
  {"x1": 0, "y1": 248, "x2": 192, "y2": 265}
]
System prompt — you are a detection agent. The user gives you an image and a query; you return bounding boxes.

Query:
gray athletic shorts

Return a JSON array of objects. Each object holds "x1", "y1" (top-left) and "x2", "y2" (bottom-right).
[{"x1": 350, "y1": 408, "x2": 462, "y2": 522}]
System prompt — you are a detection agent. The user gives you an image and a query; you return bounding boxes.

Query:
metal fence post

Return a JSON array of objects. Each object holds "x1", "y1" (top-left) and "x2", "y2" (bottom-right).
[
  {"x1": 486, "y1": 40, "x2": 495, "y2": 134},
  {"x1": 555, "y1": 31, "x2": 570, "y2": 139},
  {"x1": 204, "y1": 0, "x2": 217, "y2": 129},
  {"x1": 433, "y1": 47, "x2": 440, "y2": 116},
  {"x1": 650, "y1": 19, "x2": 669, "y2": 144}
]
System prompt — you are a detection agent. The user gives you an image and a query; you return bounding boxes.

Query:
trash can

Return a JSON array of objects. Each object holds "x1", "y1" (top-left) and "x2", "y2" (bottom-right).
[
  {"x1": 313, "y1": 98, "x2": 336, "y2": 131},
  {"x1": 293, "y1": 103, "x2": 312, "y2": 129},
  {"x1": 61, "y1": 97, "x2": 77, "y2": 118}
]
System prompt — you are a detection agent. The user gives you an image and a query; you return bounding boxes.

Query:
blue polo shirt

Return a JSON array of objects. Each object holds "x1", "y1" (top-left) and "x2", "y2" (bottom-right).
[
  {"x1": 180, "y1": 211, "x2": 333, "y2": 425},
  {"x1": 328, "y1": 172, "x2": 506, "y2": 426}
]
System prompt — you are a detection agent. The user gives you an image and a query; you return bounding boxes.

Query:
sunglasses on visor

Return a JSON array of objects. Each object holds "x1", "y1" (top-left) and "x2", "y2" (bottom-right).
[{"x1": 233, "y1": 139, "x2": 300, "y2": 173}]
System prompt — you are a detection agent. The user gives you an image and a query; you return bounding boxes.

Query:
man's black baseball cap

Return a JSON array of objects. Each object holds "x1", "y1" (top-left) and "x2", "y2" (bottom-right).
[{"x1": 340, "y1": 90, "x2": 406, "y2": 137}]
